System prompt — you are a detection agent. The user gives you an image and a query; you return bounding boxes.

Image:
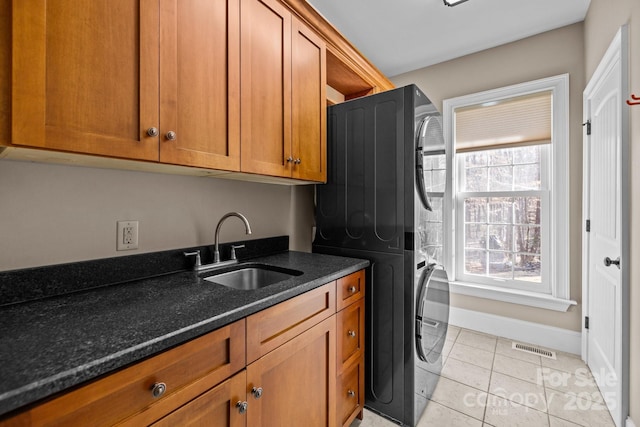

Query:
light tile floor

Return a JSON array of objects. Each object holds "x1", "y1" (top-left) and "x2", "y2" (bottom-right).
[{"x1": 350, "y1": 326, "x2": 616, "y2": 427}]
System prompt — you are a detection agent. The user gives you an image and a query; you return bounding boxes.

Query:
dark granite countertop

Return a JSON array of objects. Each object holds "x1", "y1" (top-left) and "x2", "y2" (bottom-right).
[{"x1": 0, "y1": 248, "x2": 368, "y2": 418}]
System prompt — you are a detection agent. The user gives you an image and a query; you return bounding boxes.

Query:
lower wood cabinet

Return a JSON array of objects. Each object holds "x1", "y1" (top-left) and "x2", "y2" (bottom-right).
[
  {"x1": 337, "y1": 298, "x2": 364, "y2": 370},
  {"x1": 0, "y1": 319, "x2": 246, "y2": 427},
  {"x1": 151, "y1": 371, "x2": 246, "y2": 427},
  {"x1": 246, "y1": 282, "x2": 335, "y2": 364},
  {"x1": 337, "y1": 358, "x2": 364, "y2": 427},
  {"x1": 246, "y1": 316, "x2": 336, "y2": 427},
  {"x1": 336, "y1": 275, "x2": 365, "y2": 427},
  {"x1": 0, "y1": 270, "x2": 365, "y2": 427}
]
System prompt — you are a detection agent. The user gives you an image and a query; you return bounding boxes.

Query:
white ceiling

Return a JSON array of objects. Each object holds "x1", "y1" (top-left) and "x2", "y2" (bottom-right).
[{"x1": 306, "y1": 0, "x2": 591, "y2": 77}]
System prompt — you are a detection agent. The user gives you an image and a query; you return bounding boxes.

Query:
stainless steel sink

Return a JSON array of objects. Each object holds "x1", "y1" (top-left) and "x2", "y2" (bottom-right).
[{"x1": 203, "y1": 264, "x2": 302, "y2": 290}]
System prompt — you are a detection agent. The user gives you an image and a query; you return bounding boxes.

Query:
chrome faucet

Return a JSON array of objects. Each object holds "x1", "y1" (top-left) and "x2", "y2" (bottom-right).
[{"x1": 214, "y1": 212, "x2": 252, "y2": 263}]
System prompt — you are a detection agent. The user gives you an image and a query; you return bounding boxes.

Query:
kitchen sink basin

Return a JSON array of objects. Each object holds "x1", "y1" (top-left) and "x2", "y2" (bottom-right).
[{"x1": 203, "y1": 264, "x2": 303, "y2": 290}]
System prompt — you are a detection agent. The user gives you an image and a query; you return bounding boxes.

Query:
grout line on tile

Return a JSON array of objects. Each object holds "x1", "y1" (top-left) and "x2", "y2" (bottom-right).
[
  {"x1": 426, "y1": 398, "x2": 486, "y2": 424},
  {"x1": 482, "y1": 335, "x2": 498, "y2": 424},
  {"x1": 427, "y1": 327, "x2": 616, "y2": 426}
]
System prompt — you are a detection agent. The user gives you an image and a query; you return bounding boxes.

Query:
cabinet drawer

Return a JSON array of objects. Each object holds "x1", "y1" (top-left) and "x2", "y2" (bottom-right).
[
  {"x1": 336, "y1": 270, "x2": 364, "y2": 311},
  {"x1": 246, "y1": 282, "x2": 336, "y2": 363},
  {"x1": 337, "y1": 358, "x2": 364, "y2": 427},
  {"x1": 14, "y1": 320, "x2": 245, "y2": 427},
  {"x1": 337, "y1": 298, "x2": 364, "y2": 371},
  {"x1": 151, "y1": 370, "x2": 246, "y2": 427}
]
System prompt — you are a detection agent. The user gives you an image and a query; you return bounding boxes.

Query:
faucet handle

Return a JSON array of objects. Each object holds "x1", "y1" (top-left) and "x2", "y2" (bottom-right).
[
  {"x1": 184, "y1": 251, "x2": 202, "y2": 269},
  {"x1": 230, "y1": 245, "x2": 245, "y2": 261}
]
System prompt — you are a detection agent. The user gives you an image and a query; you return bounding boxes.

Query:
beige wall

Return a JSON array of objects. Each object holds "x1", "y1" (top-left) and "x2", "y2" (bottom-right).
[
  {"x1": 392, "y1": 23, "x2": 585, "y2": 332},
  {"x1": 0, "y1": 160, "x2": 315, "y2": 271},
  {"x1": 584, "y1": 0, "x2": 640, "y2": 422}
]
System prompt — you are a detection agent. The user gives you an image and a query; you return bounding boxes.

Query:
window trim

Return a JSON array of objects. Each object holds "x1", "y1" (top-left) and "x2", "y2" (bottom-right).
[{"x1": 443, "y1": 74, "x2": 575, "y2": 311}]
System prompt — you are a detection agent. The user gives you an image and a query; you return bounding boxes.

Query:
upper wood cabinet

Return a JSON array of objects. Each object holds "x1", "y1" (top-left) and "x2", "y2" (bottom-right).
[
  {"x1": 291, "y1": 19, "x2": 327, "y2": 182},
  {"x1": 4, "y1": 0, "x2": 388, "y2": 182},
  {"x1": 11, "y1": 0, "x2": 240, "y2": 170},
  {"x1": 12, "y1": 0, "x2": 159, "y2": 161},
  {"x1": 281, "y1": 0, "x2": 394, "y2": 101},
  {"x1": 240, "y1": 0, "x2": 326, "y2": 182},
  {"x1": 158, "y1": 0, "x2": 241, "y2": 170},
  {"x1": 0, "y1": 0, "x2": 10, "y2": 146}
]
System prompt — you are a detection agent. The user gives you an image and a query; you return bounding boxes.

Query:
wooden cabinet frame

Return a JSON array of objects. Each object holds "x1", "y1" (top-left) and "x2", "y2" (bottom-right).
[
  {"x1": 11, "y1": 0, "x2": 241, "y2": 171},
  {"x1": 2, "y1": 0, "x2": 392, "y2": 183}
]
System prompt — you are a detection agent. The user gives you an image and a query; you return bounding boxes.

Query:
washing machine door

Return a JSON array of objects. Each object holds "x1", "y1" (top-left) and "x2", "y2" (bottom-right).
[{"x1": 415, "y1": 264, "x2": 450, "y2": 363}]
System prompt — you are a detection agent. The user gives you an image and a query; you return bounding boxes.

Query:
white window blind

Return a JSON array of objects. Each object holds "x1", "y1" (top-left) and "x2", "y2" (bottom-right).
[{"x1": 455, "y1": 91, "x2": 552, "y2": 153}]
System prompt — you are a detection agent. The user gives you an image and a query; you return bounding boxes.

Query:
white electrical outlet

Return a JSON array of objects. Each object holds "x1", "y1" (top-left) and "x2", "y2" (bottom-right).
[{"x1": 117, "y1": 221, "x2": 139, "y2": 251}]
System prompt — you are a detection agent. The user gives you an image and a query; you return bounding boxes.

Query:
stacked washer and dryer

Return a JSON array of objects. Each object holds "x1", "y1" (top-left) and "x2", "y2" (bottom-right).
[{"x1": 314, "y1": 85, "x2": 450, "y2": 426}]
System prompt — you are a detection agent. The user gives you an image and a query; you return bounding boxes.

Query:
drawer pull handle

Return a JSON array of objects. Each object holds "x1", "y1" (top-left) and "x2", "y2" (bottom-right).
[
  {"x1": 165, "y1": 130, "x2": 177, "y2": 141},
  {"x1": 348, "y1": 286, "x2": 357, "y2": 293},
  {"x1": 146, "y1": 127, "x2": 159, "y2": 137},
  {"x1": 236, "y1": 401, "x2": 248, "y2": 414},
  {"x1": 347, "y1": 330, "x2": 357, "y2": 338},
  {"x1": 251, "y1": 386, "x2": 263, "y2": 399},
  {"x1": 151, "y1": 382, "x2": 167, "y2": 398},
  {"x1": 347, "y1": 389, "x2": 356, "y2": 397}
]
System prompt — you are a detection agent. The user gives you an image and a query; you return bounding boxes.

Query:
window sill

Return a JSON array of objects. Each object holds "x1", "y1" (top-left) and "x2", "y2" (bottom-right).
[{"x1": 449, "y1": 281, "x2": 577, "y2": 312}]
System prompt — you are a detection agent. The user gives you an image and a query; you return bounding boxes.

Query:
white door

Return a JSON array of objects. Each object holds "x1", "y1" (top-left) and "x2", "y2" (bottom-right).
[{"x1": 583, "y1": 28, "x2": 627, "y2": 427}]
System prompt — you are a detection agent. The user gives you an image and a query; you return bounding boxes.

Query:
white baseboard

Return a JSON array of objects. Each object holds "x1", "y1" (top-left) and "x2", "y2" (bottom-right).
[
  {"x1": 627, "y1": 416, "x2": 637, "y2": 427},
  {"x1": 449, "y1": 306, "x2": 582, "y2": 355}
]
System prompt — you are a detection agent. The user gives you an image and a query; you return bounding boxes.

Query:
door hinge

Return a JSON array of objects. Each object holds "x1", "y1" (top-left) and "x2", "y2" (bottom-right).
[
  {"x1": 586, "y1": 219, "x2": 591, "y2": 232},
  {"x1": 585, "y1": 316, "x2": 589, "y2": 329},
  {"x1": 583, "y1": 120, "x2": 591, "y2": 135}
]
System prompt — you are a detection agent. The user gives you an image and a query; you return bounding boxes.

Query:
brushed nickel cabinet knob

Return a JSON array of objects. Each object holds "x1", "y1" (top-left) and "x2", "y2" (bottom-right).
[
  {"x1": 151, "y1": 382, "x2": 166, "y2": 398},
  {"x1": 236, "y1": 401, "x2": 248, "y2": 414},
  {"x1": 251, "y1": 386, "x2": 263, "y2": 399}
]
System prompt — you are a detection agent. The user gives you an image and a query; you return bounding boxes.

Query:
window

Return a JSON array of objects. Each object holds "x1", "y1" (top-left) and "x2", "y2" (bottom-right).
[
  {"x1": 457, "y1": 145, "x2": 549, "y2": 292},
  {"x1": 443, "y1": 75, "x2": 574, "y2": 311}
]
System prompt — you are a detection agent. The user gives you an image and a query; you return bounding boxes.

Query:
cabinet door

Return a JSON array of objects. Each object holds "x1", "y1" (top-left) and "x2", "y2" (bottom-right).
[
  {"x1": 159, "y1": 0, "x2": 240, "y2": 170},
  {"x1": 151, "y1": 371, "x2": 247, "y2": 427},
  {"x1": 240, "y1": 0, "x2": 291, "y2": 178},
  {"x1": 12, "y1": 0, "x2": 159, "y2": 161},
  {"x1": 246, "y1": 316, "x2": 336, "y2": 427},
  {"x1": 291, "y1": 19, "x2": 326, "y2": 182},
  {"x1": 0, "y1": 0, "x2": 9, "y2": 146}
]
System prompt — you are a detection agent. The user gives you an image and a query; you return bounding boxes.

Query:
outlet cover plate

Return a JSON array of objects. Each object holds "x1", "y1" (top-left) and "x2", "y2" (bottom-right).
[{"x1": 117, "y1": 220, "x2": 139, "y2": 251}]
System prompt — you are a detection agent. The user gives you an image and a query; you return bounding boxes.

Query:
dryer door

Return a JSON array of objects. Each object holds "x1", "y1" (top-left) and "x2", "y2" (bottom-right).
[
  {"x1": 415, "y1": 115, "x2": 445, "y2": 213},
  {"x1": 415, "y1": 264, "x2": 450, "y2": 363}
]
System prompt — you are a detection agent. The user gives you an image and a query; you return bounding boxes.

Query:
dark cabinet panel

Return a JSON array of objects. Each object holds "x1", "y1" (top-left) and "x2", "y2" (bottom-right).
[{"x1": 315, "y1": 89, "x2": 405, "y2": 253}]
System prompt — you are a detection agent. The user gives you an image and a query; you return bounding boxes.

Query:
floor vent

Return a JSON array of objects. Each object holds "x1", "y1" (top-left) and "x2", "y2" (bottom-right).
[{"x1": 512, "y1": 342, "x2": 556, "y2": 359}]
